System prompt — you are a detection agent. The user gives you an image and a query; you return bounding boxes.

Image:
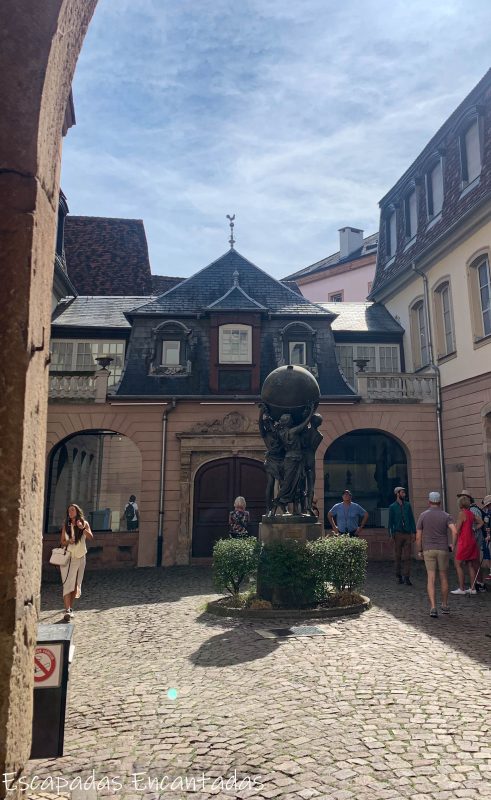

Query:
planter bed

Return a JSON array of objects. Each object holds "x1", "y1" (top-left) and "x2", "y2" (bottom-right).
[{"x1": 206, "y1": 594, "x2": 371, "y2": 620}]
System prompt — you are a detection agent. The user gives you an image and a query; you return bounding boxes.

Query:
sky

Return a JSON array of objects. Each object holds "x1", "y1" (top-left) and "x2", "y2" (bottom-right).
[{"x1": 62, "y1": 0, "x2": 491, "y2": 280}]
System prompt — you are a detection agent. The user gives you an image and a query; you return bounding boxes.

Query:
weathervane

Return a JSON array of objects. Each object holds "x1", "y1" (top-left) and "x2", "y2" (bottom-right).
[{"x1": 226, "y1": 214, "x2": 236, "y2": 249}]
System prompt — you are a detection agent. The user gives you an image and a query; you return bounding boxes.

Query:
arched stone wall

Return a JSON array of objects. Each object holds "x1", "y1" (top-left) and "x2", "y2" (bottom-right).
[{"x1": 0, "y1": 2, "x2": 97, "y2": 792}]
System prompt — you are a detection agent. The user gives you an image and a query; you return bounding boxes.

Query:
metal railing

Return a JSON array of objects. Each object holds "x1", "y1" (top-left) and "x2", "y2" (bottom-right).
[{"x1": 356, "y1": 372, "x2": 436, "y2": 403}]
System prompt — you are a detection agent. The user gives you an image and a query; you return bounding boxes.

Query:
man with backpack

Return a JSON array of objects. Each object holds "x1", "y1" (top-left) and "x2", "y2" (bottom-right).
[{"x1": 124, "y1": 494, "x2": 139, "y2": 530}]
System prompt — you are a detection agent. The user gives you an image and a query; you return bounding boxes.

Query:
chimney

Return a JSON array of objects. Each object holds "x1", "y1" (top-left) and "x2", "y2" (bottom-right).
[{"x1": 339, "y1": 226, "x2": 364, "y2": 260}]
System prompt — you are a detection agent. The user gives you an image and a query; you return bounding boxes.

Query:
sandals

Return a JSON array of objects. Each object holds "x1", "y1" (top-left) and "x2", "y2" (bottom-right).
[{"x1": 430, "y1": 608, "x2": 438, "y2": 618}]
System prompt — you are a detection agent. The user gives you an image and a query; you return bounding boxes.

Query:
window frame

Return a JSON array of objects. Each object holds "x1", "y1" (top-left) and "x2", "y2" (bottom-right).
[
  {"x1": 409, "y1": 298, "x2": 430, "y2": 370},
  {"x1": 425, "y1": 157, "x2": 444, "y2": 220},
  {"x1": 403, "y1": 187, "x2": 418, "y2": 241},
  {"x1": 50, "y1": 338, "x2": 125, "y2": 386},
  {"x1": 468, "y1": 253, "x2": 491, "y2": 343},
  {"x1": 335, "y1": 343, "x2": 401, "y2": 388},
  {"x1": 385, "y1": 208, "x2": 397, "y2": 260},
  {"x1": 432, "y1": 278, "x2": 456, "y2": 359},
  {"x1": 328, "y1": 290, "x2": 344, "y2": 302},
  {"x1": 218, "y1": 323, "x2": 252, "y2": 364},
  {"x1": 459, "y1": 115, "x2": 483, "y2": 188},
  {"x1": 289, "y1": 341, "x2": 307, "y2": 365}
]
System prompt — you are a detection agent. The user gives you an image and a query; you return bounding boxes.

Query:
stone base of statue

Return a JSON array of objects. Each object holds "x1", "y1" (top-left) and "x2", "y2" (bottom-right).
[
  {"x1": 259, "y1": 515, "x2": 323, "y2": 544},
  {"x1": 257, "y1": 515, "x2": 323, "y2": 606}
]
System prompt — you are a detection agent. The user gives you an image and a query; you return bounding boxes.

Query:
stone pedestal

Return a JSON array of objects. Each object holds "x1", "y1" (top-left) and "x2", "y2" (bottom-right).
[{"x1": 259, "y1": 515, "x2": 323, "y2": 544}]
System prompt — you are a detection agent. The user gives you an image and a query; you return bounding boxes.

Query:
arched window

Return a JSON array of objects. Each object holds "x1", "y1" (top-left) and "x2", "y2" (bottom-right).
[
  {"x1": 433, "y1": 279, "x2": 456, "y2": 358},
  {"x1": 45, "y1": 431, "x2": 142, "y2": 533},
  {"x1": 468, "y1": 254, "x2": 491, "y2": 341},
  {"x1": 151, "y1": 320, "x2": 192, "y2": 374},
  {"x1": 324, "y1": 429, "x2": 408, "y2": 528},
  {"x1": 409, "y1": 298, "x2": 429, "y2": 369},
  {"x1": 279, "y1": 321, "x2": 317, "y2": 369}
]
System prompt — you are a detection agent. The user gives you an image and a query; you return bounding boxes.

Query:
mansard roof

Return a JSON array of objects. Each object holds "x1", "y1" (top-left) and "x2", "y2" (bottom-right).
[
  {"x1": 52, "y1": 296, "x2": 150, "y2": 329},
  {"x1": 284, "y1": 232, "x2": 378, "y2": 281},
  {"x1": 130, "y1": 249, "x2": 334, "y2": 318}
]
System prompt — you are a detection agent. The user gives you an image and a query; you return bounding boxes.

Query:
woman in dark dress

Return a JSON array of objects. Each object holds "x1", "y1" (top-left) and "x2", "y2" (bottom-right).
[{"x1": 228, "y1": 496, "x2": 250, "y2": 537}]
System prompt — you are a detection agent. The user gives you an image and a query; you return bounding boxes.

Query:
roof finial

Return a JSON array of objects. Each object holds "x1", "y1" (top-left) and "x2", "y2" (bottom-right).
[{"x1": 226, "y1": 214, "x2": 235, "y2": 249}]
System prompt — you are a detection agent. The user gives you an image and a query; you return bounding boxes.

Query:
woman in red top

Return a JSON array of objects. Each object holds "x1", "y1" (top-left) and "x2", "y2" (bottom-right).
[{"x1": 453, "y1": 495, "x2": 484, "y2": 594}]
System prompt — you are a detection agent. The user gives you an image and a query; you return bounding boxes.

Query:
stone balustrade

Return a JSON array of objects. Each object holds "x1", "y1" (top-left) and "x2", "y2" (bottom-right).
[
  {"x1": 49, "y1": 368, "x2": 109, "y2": 402},
  {"x1": 356, "y1": 372, "x2": 437, "y2": 403}
]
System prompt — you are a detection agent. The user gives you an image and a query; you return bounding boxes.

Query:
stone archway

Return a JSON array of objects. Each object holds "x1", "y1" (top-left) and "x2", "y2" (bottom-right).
[{"x1": 0, "y1": 2, "x2": 97, "y2": 790}]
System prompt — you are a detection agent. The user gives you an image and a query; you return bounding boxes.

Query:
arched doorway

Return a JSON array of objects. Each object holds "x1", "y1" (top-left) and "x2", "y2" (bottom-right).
[
  {"x1": 192, "y1": 457, "x2": 267, "y2": 557},
  {"x1": 46, "y1": 429, "x2": 142, "y2": 533},
  {"x1": 324, "y1": 429, "x2": 408, "y2": 528}
]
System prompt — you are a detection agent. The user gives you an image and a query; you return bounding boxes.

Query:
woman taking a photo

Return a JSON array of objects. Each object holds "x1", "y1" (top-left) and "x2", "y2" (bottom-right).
[{"x1": 60, "y1": 503, "x2": 93, "y2": 621}]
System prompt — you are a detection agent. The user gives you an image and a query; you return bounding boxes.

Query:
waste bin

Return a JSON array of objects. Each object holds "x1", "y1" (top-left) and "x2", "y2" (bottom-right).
[{"x1": 31, "y1": 623, "x2": 74, "y2": 758}]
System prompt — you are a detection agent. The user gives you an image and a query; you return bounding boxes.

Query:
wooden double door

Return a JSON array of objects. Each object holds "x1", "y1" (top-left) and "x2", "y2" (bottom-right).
[{"x1": 192, "y1": 456, "x2": 266, "y2": 558}]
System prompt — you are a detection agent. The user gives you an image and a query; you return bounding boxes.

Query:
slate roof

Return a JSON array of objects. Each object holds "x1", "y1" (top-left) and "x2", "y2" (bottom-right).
[
  {"x1": 64, "y1": 216, "x2": 154, "y2": 295},
  {"x1": 52, "y1": 296, "x2": 153, "y2": 329},
  {"x1": 283, "y1": 232, "x2": 378, "y2": 280},
  {"x1": 130, "y1": 249, "x2": 333, "y2": 317},
  {"x1": 319, "y1": 302, "x2": 404, "y2": 333},
  {"x1": 151, "y1": 275, "x2": 184, "y2": 294},
  {"x1": 207, "y1": 285, "x2": 267, "y2": 311}
]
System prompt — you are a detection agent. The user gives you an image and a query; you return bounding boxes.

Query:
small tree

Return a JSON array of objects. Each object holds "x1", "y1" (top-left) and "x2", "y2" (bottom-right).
[
  {"x1": 259, "y1": 540, "x2": 314, "y2": 607},
  {"x1": 213, "y1": 537, "x2": 260, "y2": 597}
]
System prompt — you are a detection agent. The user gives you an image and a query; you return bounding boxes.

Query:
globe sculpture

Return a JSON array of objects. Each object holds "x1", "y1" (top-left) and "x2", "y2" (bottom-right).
[
  {"x1": 259, "y1": 365, "x2": 322, "y2": 517},
  {"x1": 260, "y1": 364, "x2": 320, "y2": 423}
]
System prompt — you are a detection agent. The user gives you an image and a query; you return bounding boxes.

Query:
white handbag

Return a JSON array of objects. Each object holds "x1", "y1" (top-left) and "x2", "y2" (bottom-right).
[{"x1": 50, "y1": 547, "x2": 70, "y2": 567}]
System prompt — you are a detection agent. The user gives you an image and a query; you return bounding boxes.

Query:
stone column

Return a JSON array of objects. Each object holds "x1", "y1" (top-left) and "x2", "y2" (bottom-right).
[{"x1": 0, "y1": 2, "x2": 97, "y2": 795}]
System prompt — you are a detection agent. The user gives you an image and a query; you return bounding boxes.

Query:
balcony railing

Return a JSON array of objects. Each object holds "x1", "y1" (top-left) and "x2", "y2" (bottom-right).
[
  {"x1": 49, "y1": 370, "x2": 109, "y2": 402},
  {"x1": 356, "y1": 372, "x2": 436, "y2": 403}
]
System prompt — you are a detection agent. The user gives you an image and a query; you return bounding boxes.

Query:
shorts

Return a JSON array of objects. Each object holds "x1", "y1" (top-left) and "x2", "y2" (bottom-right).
[{"x1": 423, "y1": 549, "x2": 449, "y2": 571}]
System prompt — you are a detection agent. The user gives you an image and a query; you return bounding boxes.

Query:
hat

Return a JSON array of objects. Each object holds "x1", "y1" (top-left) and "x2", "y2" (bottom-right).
[
  {"x1": 342, "y1": 489, "x2": 352, "y2": 496},
  {"x1": 457, "y1": 489, "x2": 474, "y2": 501},
  {"x1": 483, "y1": 494, "x2": 491, "y2": 506},
  {"x1": 428, "y1": 491, "x2": 441, "y2": 503},
  {"x1": 394, "y1": 486, "x2": 406, "y2": 495}
]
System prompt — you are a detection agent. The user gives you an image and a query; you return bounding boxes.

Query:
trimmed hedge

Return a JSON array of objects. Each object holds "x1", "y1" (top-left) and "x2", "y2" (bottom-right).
[
  {"x1": 308, "y1": 536, "x2": 368, "y2": 594},
  {"x1": 212, "y1": 534, "x2": 368, "y2": 607},
  {"x1": 212, "y1": 537, "x2": 260, "y2": 596}
]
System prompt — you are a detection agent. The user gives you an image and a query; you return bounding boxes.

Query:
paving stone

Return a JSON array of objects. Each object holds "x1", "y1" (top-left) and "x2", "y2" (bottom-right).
[{"x1": 23, "y1": 563, "x2": 491, "y2": 799}]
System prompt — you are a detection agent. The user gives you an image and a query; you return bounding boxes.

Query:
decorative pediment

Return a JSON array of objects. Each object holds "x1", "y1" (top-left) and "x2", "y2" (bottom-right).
[{"x1": 186, "y1": 411, "x2": 252, "y2": 435}]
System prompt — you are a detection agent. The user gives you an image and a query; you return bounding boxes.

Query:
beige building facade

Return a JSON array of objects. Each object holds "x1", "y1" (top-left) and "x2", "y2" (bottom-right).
[
  {"x1": 370, "y1": 70, "x2": 491, "y2": 510},
  {"x1": 45, "y1": 398, "x2": 441, "y2": 567}
]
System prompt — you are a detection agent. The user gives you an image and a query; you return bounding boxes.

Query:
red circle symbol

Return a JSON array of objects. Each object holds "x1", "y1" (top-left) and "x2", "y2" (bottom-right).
[{"x1": 34, "y1": 647, "x2": 56, "y2": 683}]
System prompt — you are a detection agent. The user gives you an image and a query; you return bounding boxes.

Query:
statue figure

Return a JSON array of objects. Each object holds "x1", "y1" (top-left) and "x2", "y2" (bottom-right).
[
  {"x1": 258, "y1": 404, "x2": 284, "y2": 515},
  {"x1": 301, "y1": 412, "x2": 323, "y2": 516},
  {"x1": 275, "y1": 404, "x2": 314, "y2": 514}
]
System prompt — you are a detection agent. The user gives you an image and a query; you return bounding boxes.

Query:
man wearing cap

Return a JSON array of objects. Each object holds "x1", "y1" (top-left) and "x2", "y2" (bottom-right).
[
  {"x1": 416, "y1": 491, "x2": 457, "y2": 618},
  {"x1": 328, "y1": 490, "x2": 369, "y2": 537},
  {"x1": 388, "y1": 487, "x2": 416, "y2": 585}
]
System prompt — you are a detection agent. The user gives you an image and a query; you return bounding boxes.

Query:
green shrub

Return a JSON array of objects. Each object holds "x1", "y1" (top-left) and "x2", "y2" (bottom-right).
[
  {"x1": 259, "y1": 540, "x2": 315, "y2": 607},
  {"x1": 308, "y1": 536, "x2": 367, "y2": 593},
  {"x1": 212, "y1": 537, "x2": 260, "y2": 597}
]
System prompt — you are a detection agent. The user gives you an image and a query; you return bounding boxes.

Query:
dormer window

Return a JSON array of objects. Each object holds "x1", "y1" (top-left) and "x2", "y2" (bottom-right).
[
  {"x1": 289, "y1": 342, "x2": 306, "y2": 365},
  {"x1": 426, "y1": 158, "x2": 444, "y2": 218},
  {"x1": 219, "y1": 324, "x2": 252, "y2": 364},
  {"x1": 280, "y1": 322, "x2": 317, "y2": 372},
  {"x1": 384, "y1": 208, "x2": 397, "y2": 261},
  {"x1": 162, "y1": 340, "x2": 181, "y2": 366},
  {"x1": 152, "y1": 321, "x2": 192, "y2": 375},
  {"x1": 404, "y1": 188, "x2": 417, "y2": 240},
  {"x1": 459, "y1": 113, "x2": 483, "y2": 189}
]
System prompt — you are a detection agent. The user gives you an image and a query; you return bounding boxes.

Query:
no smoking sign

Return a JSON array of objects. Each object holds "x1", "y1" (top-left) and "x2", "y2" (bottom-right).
[{"x1": 34, "y1": 644, "x2": 63, "y2": 688}]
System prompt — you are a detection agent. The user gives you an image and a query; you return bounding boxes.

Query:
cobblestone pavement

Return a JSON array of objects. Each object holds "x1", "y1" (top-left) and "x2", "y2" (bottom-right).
[{"x1": 25, "y1": 562, "x2": 491, "y2": 800}]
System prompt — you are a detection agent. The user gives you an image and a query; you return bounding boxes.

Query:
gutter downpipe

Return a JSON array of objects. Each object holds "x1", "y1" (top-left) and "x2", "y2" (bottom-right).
[
  {"x1": 411, "y1": 264, "x2": 447, "y2": 509},
  {"x1": 157, "y1": 398, "x2": 177, "y2": 567}
]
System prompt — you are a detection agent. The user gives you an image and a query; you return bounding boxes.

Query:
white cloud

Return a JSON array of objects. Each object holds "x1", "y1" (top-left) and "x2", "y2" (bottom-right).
[{"x1": 62, "y1": 0, "x2": 491, "y2": 278}]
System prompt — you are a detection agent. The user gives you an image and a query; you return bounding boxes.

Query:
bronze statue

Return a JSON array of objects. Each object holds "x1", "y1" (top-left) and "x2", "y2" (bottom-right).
[{"x1": 258, "y1": 405, "x2": 284, "y2": 515}]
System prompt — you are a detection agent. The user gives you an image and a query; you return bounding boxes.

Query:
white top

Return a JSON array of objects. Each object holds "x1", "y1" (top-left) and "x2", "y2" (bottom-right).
[{"x1": 64, "y1": 522, "x2": 88, "y2": 558}]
